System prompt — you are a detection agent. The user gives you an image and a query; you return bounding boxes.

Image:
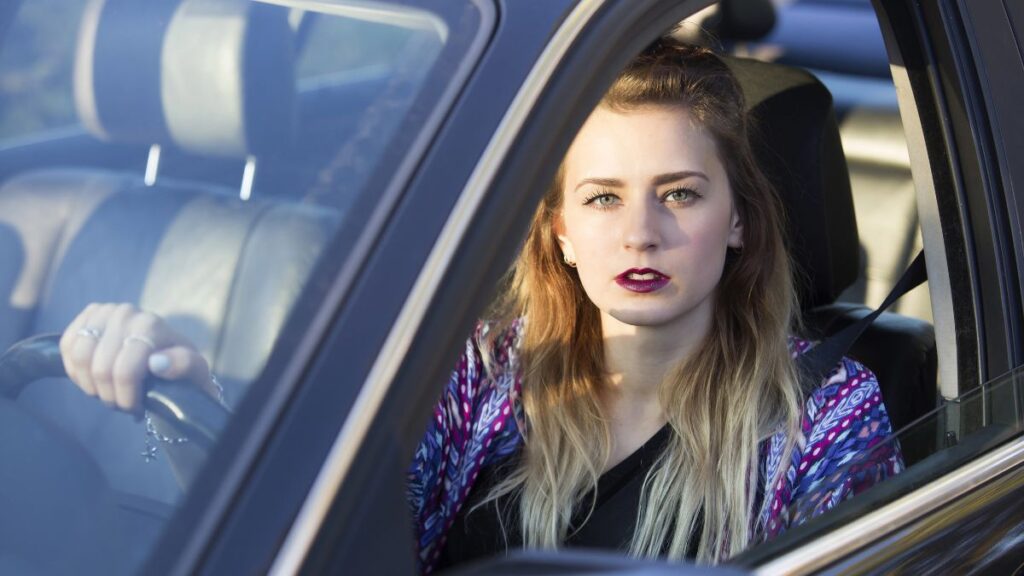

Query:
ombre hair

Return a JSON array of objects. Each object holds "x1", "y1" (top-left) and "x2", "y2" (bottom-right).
[{"x1": 480, "y1": 37, "x2": 803, "y2": 563}]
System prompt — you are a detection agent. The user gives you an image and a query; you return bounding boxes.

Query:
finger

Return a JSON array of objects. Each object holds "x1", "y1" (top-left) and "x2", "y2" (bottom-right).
[
  {"x1": 112, "y1": 310, "x2": 174, "y2": 415},
  {"x1": 60, "y1": 303, "x2": 99, "y2": 395},
  {"x1": 59, "y1": 302, "x2": 97, "y2": 356},
  {"x1": 148, "y1": 346, "x2": 210, "y2": 390},
  {"x1": 127, "y1": 309, "x2": 160, "y2": 335},
  {"x1": 112, "y1": 335, "x2": 153, "y2": 415},
  {"x1": 68, "y1": 303, "x2": 116, "y2": 398},
  {"x1": 91, "y1": 304, "x2": 135, "y2": 407}
]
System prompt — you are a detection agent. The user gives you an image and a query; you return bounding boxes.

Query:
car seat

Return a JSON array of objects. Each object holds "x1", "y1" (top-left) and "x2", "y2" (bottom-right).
[{"x1": 724, "y1": 56, "x2": 938, "y2": 461}]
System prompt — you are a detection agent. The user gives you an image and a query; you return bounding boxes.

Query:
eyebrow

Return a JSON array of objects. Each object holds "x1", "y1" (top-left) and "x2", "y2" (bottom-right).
[{"x1": 573, "y1": 170, "x2": 710, "y2": 192}]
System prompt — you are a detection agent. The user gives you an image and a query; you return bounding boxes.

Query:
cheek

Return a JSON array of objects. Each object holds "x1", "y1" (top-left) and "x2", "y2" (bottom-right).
[
  {"x1": 667, "y1": 213, "x2": 735, "y2": 292},
  {"x1": 562, "y1": 212, "x2": 608, "y2": 256},
  {"x1": 694, "y1": 199, "x2": 737, "y2": 245},
  {"x1": 565, "y1": 224, "x2": 615, "y2": 295},
  {"x1": 689, "y1": 219, "x2": 732, "y2": 257}
]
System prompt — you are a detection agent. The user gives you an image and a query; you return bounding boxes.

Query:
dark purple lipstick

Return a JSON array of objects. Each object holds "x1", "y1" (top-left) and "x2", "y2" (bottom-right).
[{"x1": 615, "y1": 268, "x2": 670, "y2": 293}]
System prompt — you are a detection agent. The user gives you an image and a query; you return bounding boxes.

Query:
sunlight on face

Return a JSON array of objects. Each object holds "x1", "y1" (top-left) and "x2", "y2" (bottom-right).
[{"x1": 555, "y1": 105, "x2": 743, "y2": 339}]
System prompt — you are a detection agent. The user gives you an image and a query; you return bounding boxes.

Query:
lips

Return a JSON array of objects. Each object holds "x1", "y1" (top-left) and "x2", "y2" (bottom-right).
[{"x1": 615, "y1": 268, "x2": 671, "y2": 293}]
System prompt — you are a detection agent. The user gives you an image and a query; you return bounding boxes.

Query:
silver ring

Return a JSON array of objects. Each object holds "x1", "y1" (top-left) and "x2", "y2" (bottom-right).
[
  {"x1": 123, "y1": 334, "x2": 156, "y2": 350},
  {"x1": 76, "y1": 327, "x2": 102, "y2": 339}
]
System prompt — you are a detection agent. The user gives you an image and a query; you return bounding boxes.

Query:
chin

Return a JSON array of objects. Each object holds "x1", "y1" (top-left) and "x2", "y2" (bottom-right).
[{"x1": 606, "y1": 307, "x2": 680, "y2": 327}]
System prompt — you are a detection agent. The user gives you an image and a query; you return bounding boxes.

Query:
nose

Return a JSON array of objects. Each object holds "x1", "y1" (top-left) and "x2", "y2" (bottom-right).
[{"x1": 621, "y1": 198, "x2": 661, "y2": 251}]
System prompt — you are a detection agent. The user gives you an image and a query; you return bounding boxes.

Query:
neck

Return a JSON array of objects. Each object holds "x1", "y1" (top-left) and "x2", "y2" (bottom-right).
[
  {"x1": 599, "y1": 300, "x2": 714, "y2": 402},
  {"x1": 596, "y1": 300, "x2": 714, "y2": 471}
]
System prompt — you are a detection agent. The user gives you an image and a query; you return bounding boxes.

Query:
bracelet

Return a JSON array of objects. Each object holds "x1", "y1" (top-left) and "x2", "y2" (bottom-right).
[
  {"x1": 141, "y1": 372, "x2": 228, "y2": 462},
  {"x1": 210, "y1": 372, "x2": 228, "y2": 408},
  {"x1": 141, "y1": 412, "x2": 188, "y2": 462}
]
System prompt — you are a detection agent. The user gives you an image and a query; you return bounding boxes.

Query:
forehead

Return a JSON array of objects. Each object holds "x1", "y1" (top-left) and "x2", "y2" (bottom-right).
[{"x1": 563, "y1": 105, "x2": 721, "y2": 182}]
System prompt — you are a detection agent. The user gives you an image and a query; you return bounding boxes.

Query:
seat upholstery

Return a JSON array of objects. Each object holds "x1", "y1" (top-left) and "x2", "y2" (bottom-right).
[
  {"x1": 75, "y1": 0, "x2": 295, "y2": 156},
  {"x1": 0, "y1": 169, "x2": 336, "y2": 399},
  {"x1": 725, "y1": 56, "x2": 938, "y2": 439},
  {"x1": 0, "y1": 166, "x2": 335, "y2": 536},
  {"x1": 726, "y1": 56, "x2": 860, "y2": 310}
]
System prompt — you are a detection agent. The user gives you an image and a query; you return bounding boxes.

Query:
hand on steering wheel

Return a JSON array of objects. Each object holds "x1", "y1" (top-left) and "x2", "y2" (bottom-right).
[{"x1": 59, "y1": 303, "x2": 213, "y2": 416}]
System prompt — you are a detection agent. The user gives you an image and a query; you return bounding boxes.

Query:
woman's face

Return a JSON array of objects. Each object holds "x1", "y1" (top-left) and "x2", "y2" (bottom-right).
[{"x1": 555, "y1": 105, "x2": 742, "y2": 334}]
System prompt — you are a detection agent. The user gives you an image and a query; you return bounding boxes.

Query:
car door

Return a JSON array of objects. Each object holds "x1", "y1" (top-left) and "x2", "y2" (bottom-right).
[{"x1": 131, "y1": 0, "x2": 1024, "y2": 574}]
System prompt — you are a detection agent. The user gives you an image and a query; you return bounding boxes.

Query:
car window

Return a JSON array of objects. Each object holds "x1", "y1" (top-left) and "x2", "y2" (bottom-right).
[
  {"x1": 0, "y1": 0, "x2": 477, "y2": 573},
  {"x1": 354, "y1": 0, "x2": 1012, "y2": 571},
  {"x1": 416, "y1": 0, "x2": 947, "y2": 571}
]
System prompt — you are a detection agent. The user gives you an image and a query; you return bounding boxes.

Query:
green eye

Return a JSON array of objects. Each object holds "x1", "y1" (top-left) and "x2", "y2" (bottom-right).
[
  {"x1": 583, "y1": 193, "x2": 620, "y2": 208},
  {"x1": 664, "y1": 188, "x2": 699, "y2": 203}
]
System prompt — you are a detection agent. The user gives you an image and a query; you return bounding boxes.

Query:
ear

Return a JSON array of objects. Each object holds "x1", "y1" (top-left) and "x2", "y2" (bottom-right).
[
  {"x1": 727, "y1": 206, "x2": 744, "y2": 249},
  {"x1": 552, "y1": 210, "x2": 576, "y2": 261}
]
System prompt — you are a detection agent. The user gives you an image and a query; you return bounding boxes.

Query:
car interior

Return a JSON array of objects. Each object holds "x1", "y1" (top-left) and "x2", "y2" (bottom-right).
[
  {"x1": 2, "y1": 0, "x2": 342, "y2": 502},
  {"x1": 719, "y1": 54, "x2": 936, "y2": 456},
  {"x1": 0, "y1": 0, "x2": 447, "y2": 573},
  {"x1": 685, "y1": 1, "x2": 938, "y2": 454},
  {"x1": 0, "y1": 0, "x2": 954, "y2": 572}
]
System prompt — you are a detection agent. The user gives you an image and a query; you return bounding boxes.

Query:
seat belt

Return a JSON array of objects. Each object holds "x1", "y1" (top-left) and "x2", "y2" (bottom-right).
[{"x1": 798, "y1": 250, "x2": 928, "y2": 383}]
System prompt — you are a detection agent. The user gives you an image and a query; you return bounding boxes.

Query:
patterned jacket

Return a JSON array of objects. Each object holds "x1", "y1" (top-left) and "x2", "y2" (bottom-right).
[{"x1": 407, "y1": 320, "x2": 903, "y2": 572}]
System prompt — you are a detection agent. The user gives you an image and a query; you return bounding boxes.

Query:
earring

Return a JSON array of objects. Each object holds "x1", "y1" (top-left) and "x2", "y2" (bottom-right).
[{"x1": 563, "y1": 255, "x2": 577, "y2": 268}]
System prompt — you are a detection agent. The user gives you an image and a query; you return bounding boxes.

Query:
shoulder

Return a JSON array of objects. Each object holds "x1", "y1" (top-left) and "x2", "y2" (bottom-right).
[
  {"x1": 786, "y1": 336, "x2": 885, "y2": 427},
  {"x1": 437, "y1": 317, "x2": 524, "y2": 426},
  {"x1": 474, "y1": 317, "x2": 524, "y2": 377},
  {"x1": 793, "y1": 339, "x2": 887, "y2": 436},
  {"x1": 784, "y1": 343, "x2": 903, "y2": 521},
  {"x1": 427, "y1": 318, "x2": 526, "y2": 473},
  {"x1": 801, "y1": 358, "x2": 891, "y2": 474},
  {"x1": 787, "y1": 335, "x2": 815, "y2": 358},
  {"x1": 407, "y1": 318, "x2": 526, "y2": 567},
  {"x1": 441, "y1": 318, "x2": 522, "y2": 400}
]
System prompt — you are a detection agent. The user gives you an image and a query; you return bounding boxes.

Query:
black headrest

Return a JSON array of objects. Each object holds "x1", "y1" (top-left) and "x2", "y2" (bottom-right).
[
  {"x1": 74, "y1": 0, "x2": 295, "y2": 158},
  {"x1": 724, "y1": 56, "x2": 859, "y2": 310},
  {"x1": 709, "y1": 0, "x2": 777, "y2": 42}
]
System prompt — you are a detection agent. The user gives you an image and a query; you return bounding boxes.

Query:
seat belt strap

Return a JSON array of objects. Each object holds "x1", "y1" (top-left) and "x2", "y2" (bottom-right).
[{"x1": 799, "y1": 250, "x2": 928, "y2": 383}]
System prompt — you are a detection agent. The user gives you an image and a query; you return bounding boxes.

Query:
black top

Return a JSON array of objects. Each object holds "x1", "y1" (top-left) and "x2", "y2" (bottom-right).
[{"x1": 437, "y1": 424, "x2": 700, "y2": 570}]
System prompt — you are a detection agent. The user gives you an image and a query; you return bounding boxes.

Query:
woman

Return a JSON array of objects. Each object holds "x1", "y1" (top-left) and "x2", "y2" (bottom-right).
[
  {"x1": 60, "y1": 39, "x2": 901, "y2": 571},
  {"x1": 405, "y1": 38, "x2": 902, "y2": 571}
]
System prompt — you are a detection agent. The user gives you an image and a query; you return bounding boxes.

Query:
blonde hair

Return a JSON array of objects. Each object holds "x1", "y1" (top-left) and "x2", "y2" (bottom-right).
[{"x1": 480, "y1": 39, "x2": 803, "y2": 563}]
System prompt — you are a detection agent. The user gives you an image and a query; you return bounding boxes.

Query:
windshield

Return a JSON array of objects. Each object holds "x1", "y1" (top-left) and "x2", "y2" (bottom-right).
[{"x1": 0, "y1": 0, "x2": 477, "y2": 572}]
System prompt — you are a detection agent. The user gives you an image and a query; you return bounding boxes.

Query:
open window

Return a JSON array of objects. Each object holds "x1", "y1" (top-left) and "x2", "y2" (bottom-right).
[
  {"x1": 384, "y1": 0, "x2": 1018, "y2": 574},
  {"x1": 399, "y1": 0, "x2": 945, "y2": 573}
]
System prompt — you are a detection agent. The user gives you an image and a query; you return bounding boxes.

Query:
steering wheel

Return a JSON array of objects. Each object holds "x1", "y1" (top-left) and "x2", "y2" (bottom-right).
[
  {"x1": 0, "y1": 333, "x2": 228, "y2": 448},
  {"x1": 0, "y1": 333, "x2": 230, "y2": 574}
]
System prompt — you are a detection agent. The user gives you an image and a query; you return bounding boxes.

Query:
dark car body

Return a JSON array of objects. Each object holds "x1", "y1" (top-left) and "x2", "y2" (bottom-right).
[{"x1": 0, "y1": 0, "x2": 1023, "y2": 574}]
